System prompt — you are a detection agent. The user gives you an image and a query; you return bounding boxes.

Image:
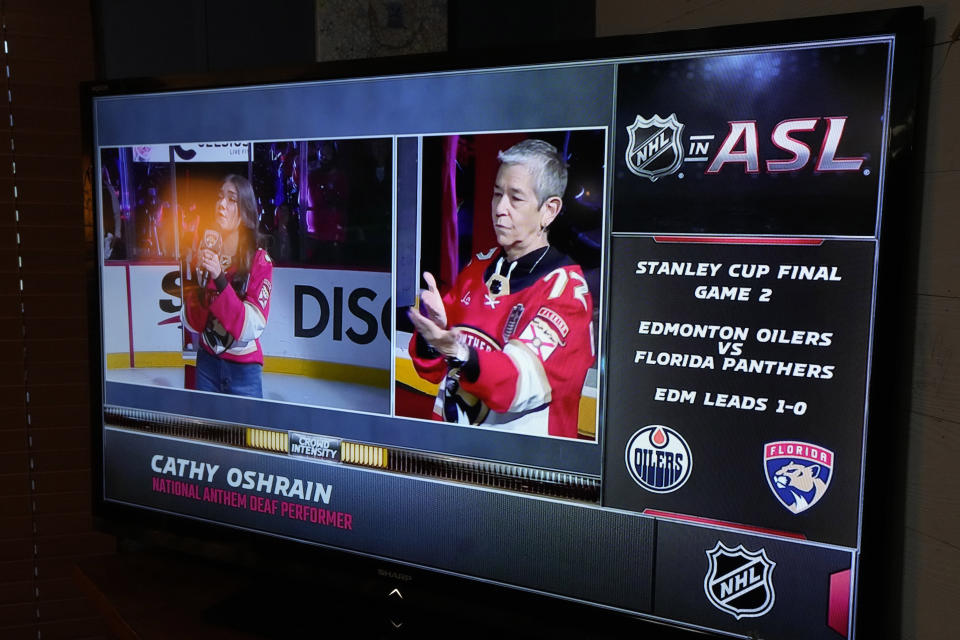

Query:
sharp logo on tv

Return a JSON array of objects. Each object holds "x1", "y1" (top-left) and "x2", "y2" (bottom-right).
[
  {"x1": 764, "y1": 440, "x2": 834, "y2": 515},
  {"x1": 704, "y1": 542, "x2": 776, "y2": 619},
  {"x1": 625, "y1": 113, "x2": 866, "y2": 179},
  {"x1": 624, "y1": 425, "x2": 692, "y2": 493}
]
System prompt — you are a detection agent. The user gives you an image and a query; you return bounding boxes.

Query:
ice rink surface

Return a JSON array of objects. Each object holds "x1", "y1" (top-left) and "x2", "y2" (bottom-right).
[{"x1": 106, "y1": 367, "x2": 390, "y2": 414}]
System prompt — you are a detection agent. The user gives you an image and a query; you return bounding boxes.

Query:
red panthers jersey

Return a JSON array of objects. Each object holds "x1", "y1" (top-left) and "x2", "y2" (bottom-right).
[
  {"x1": 183, "y1": 248, "x2": 273, "y2": 365},
  {"x1": 410, "y1": 246, "x2": 594, "y2": 438}
]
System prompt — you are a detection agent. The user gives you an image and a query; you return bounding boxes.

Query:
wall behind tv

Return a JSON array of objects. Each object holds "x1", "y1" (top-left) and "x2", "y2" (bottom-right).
[
  {"x1": 0, "y1": 1, "x2": 113, "y2": 638},
  {"x1": 93, "y1": 0, "x2": 317, "y2": 78},
  {"x1": 595, "y1": 2, "x2": 958, "y2": 640}
]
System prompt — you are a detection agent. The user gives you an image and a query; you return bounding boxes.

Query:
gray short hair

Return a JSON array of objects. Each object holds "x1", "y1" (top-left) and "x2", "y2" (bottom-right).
[{"x1": 497, "y1": 139, "x2": 567, "y2": 207}]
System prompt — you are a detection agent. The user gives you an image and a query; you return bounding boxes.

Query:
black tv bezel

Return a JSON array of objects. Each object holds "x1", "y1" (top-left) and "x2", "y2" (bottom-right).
[{"x1": 84, "y1": 7, "x2": 924, "y2": 638}]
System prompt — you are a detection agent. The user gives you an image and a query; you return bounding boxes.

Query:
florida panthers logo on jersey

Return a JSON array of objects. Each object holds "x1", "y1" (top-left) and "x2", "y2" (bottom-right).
[
  {"x1": 764, "y1": 441, "x2": 834, "y2": 514},
  {"x1": 704, "y1": 542, "x2": 776, "y2": 619},
  {"x1": 625, "y1": 113, "x2": 685, "y2": 181},
  {"x1": 517, "y1": 307, "x2": 568, "y2": 362},
  {"x1": 517, "y1": 317, "x2": 560, "y2": 360}
]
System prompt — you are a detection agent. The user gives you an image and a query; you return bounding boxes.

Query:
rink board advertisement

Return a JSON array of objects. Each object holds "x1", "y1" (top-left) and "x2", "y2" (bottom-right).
[
  {"x1": 91, "y1": 11, "x2": 917, "y2": 640},
  {"x1": 102, "y1": 264, "x2": 391, "y2": 370}
]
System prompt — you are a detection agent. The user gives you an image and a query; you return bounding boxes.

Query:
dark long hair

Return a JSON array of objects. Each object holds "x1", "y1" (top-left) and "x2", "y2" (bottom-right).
[{"x1": 222, "y1": 174, "x2": 265, "y2": 296}]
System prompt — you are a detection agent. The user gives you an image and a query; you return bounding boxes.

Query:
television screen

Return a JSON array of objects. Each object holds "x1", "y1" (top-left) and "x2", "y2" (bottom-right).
[{"x1": 88, "y1": 8, "x2": 920, "y2": 638}]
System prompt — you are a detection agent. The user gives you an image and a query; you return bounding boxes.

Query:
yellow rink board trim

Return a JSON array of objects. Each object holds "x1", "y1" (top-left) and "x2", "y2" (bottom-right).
[
  {"x1": 106, "y1": 352, "x2": 389, "y2": 388},
  {"x1": 394, "y1": 357, "x2": 440, "y2": 396},
  {"x1": 265, "y1": 357, "x2": 388, "y2": 388},
  {"x1": 108, "y1": 352, "x2": 596, "y2": 437},
  {"x1": 107, "y1": 352, "x2": 184, "y2": 369},
  {"x1": 578, "y1": 395, "x2": 597, "y2": 440}
]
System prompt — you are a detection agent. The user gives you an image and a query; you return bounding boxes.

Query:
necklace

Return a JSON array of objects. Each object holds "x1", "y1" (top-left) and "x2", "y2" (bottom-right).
[{"x1": 528, "y1": 245, "x2": 550, "y2": 273}]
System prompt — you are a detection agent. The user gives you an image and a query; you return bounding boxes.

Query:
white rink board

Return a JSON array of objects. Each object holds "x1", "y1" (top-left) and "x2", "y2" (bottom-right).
[
  {"x1": 262, "y1": 267, "x2": 391, "y2": 368},
  {"x1": 128, "y1": 264, "x2": 184, "y2": 353},
  {"x1": 102, "y1": 265, "x2": 131, "y2": 353},
  {"x1": 103, "y1": 264, "x2": 391, "y2": 370}
]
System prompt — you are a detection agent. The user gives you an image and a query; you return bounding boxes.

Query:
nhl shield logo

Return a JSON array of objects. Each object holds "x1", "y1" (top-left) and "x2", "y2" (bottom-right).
[
  {"x1": 625, "y1": 113, "x2": 685, "y2": 181},
  {"x1": 764, "y1": 441, "x2": 834, "y2": 515},
  {"x1": 704, "y1": 542, "x2": 776, "y2": 619}
]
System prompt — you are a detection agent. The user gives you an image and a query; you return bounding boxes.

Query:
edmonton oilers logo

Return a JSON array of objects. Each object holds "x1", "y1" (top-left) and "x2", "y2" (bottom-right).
[{"x1": 624, "y1": 425, "x2": 692, "y2": 493}]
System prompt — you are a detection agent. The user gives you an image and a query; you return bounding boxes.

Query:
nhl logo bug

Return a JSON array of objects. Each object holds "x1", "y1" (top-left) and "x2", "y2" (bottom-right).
[
  {"x1": 704, "y1": 542, "x2": 776, "y2": 619},
  {"x1": 625, "y1": 113, "x2": 685, "y2": 181}
]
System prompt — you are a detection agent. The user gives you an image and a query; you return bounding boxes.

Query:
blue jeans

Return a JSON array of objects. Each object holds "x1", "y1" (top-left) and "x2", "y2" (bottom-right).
[{"x1": 195, "y1": 348, "x2": 263, "y2": 398}]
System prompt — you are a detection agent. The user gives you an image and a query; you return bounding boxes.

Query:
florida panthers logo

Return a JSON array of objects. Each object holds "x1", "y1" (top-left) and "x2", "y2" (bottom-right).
[
  {"x1": 625, "y1": 113, "x2": 685, "y2": 181},
  {"x1": 764, "y1": 441, "x2": 834, "y2": 514}
]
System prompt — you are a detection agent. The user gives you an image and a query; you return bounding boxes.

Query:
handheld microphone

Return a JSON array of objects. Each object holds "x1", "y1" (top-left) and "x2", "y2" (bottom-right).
[{"x1": 197, "y1": 229, "x2": 223, "y2": 288}]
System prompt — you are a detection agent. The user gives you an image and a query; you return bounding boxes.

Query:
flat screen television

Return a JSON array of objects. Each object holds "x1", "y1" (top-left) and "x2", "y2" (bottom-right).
[{"x1": 86, "y1": 7, "x2": 922, "y2": 638}]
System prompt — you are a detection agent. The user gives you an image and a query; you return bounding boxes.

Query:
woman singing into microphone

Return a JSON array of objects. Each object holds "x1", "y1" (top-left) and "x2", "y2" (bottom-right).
[{"x1": 183, "y1": 175, "x2": 273, "y2": 398}]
